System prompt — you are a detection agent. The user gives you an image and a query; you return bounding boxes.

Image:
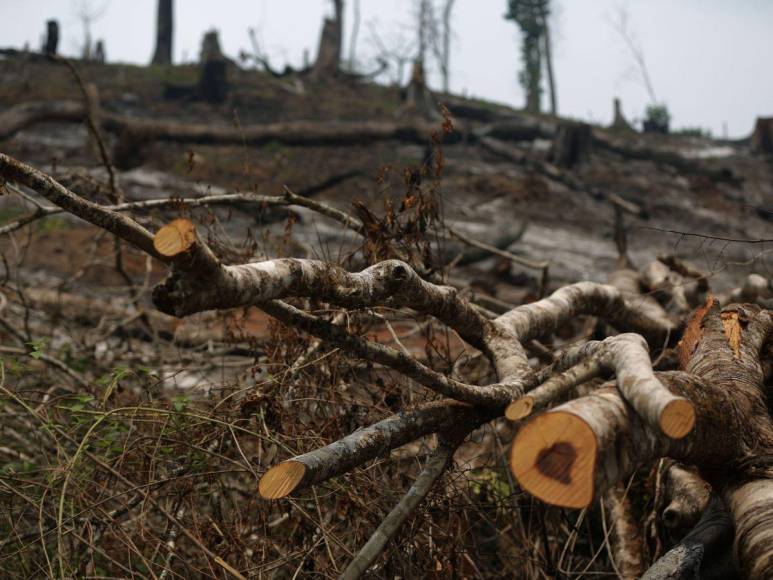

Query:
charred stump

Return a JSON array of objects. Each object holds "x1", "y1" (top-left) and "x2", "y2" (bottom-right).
[
  {"x1": 751, "y1": 117, "x2": 773, "y2": 155},
  {"x1": 151, "y1": 0, "x2": 173, "y2": 65},
  {"x1": 197, "y1": 31, "x2": 228, "y2": 104},
  {"x1": 611, "y1": 97, "x2": 634, "y2": 133},
  {"x1": 552, "y1": 121, "x2": 592, "y2": 167},
  {"x1": 403, "y1": 60, "x2": 436, "y2": 120},
  {"x1": 93, "y1": 40, "x2": 105, "y2": 64},
  {"x1": 311, "y1": 0, "x2": 343, "y2": 80},
  {"x1": 311, "y1": 21, "x2": 341, "y2": 79},
  {"x1": 43, "y1": 19, "x2": 59, "y2": 56}
]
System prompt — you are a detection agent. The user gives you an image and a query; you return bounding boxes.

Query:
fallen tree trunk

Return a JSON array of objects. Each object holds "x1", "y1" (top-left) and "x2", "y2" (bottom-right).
[
  {"x1": 0, "y1": 99, "x2": 443, "y2": 146},
  {"x1": 511, "y1": 300, "x2": 773, "y2": 577},
  {"x1": 592, "y1": 129, "x2": 740, "y2": 184},
  {"x1": 0, "y1": 99, "x2": 741, "y2": 187}
]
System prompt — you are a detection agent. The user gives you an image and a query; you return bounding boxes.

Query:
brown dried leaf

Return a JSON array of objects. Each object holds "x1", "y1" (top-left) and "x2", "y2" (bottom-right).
[{"x1": 677, "y1": 294, "x2": 716, "y2": 369}]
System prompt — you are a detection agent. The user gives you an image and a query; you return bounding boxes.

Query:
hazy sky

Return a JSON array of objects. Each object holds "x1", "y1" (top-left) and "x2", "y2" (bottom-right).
[{"x1": 1, "y1": 0, "x2": 771, "y2": 137}]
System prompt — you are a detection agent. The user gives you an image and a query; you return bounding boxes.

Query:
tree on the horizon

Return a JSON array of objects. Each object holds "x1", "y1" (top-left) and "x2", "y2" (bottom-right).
[{"x1": 505, "y1": 0, "x2": 556, "y2": 115}]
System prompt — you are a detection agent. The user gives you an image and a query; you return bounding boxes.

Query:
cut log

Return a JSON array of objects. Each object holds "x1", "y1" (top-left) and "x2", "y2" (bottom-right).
[
  {"x1": 258, "y1": 400, "x2": 488, "y2": 499},
  {"x1": 153, "y1": 218, "x2": 197, "y2": 257},
  {"x1": 509, "y1": 374, "x2": 706, "y2": 509}
]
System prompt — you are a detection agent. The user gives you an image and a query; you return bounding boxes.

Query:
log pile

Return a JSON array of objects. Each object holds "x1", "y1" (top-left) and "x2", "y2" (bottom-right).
[{"x1": 2, "y1": 149, "x2": 772, "y2": 577}]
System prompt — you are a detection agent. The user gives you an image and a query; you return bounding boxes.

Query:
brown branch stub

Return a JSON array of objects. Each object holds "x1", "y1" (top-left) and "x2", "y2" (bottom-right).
[{"x1": 154, "y1": 218, "x2": 198, "y2": 257}]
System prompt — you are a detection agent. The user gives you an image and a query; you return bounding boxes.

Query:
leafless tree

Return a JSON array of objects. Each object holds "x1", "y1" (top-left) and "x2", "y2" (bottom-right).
[
  {"x1": 72, "y1": 0, "x2": 108, "y2": 61},
  {"x1": 435, "y1": 0, "x2": 456, "y2": 94},
  {"x1": 609, "y1": 4, "x2": 657, "y2": 105},
  {"x1": 368, "y1": 20, "x2": 416, "y2": 86},
  {"x1": 347, "y1": 0, "x2": 361, "y2": 71}
]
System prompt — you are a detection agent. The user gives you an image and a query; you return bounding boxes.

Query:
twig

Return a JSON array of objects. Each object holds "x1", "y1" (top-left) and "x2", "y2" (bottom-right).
[{"x1": 339, "y1": 441, "x2": 456, "y2": 579}]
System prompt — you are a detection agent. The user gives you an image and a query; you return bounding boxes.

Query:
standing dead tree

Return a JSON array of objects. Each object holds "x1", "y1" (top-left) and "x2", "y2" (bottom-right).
[
  {"x1": 2, "y1": 150, "x2": 772, "y2": 577},
  {"x1": 311, "y1": 0, "x2": 344, "y2": 80},
  {"x1": 435, "y1": 0, "x2": 456, "y2": 94},
  {"x1": 72, "y1": 0, "x2": 108, "y2": 62},
  {"x1": 150, "y1": 0, "x2": 173, "y2": 65},
  {"x1": 43, "y1": 19, "x2": 60, "y2": 56}
]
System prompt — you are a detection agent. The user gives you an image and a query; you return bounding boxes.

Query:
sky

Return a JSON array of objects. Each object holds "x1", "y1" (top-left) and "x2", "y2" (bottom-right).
[{"x1": 1, "y1": 0, "x2": 771, "y2": 138}]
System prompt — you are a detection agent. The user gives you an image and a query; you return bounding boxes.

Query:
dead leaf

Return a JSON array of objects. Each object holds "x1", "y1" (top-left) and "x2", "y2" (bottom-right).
[
  {"x1": 677, "y1": 294, "x2": 716, "y2": 369},
  {"x1": 721, "y1": 311, "x2": 742, "y2": 358}
]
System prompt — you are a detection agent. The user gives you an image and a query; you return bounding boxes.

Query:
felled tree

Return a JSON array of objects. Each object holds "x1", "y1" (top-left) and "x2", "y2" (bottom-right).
[{"x1": 1, "y1": 150, "x2": 773, "y2": 578}]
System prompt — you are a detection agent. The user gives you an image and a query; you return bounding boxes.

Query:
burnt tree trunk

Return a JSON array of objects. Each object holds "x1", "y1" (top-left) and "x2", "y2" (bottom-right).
[
  {"x1": 611, "y1": 98, "x2": 634, "y2": 133},
  {"x1": 404, "y1": 60, "x2": 436, "y2": 120},
  {"x1": 751, "y1": 117, "x2": 773, "y2": 155},
  {"x1": 552, "y1": 121, "x2": 592, "y2": 167},
  {"x1": 93, "y1": 40, "x2": 105, "y2": 64},
  {"x1": 151, "y1": 0, "x2": 173, "y2": 65},
  {"x1": 197, "y1": 31, "x2": 227, "y2": 104},
  {"x1": 311, "y1": 0, "x2": 343, "y2": 80},
  {"x1": 44, "y1": 19, "x2": 59, "y2": 56}
]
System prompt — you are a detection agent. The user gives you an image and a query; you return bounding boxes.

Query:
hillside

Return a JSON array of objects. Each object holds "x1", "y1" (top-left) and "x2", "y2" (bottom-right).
[{"x1": 1, "y1": 55, "x2": 772, "y2": 579}]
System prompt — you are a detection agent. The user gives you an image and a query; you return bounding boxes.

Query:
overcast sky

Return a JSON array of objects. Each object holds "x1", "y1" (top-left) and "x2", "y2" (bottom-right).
[{"x1": 1, "y1": 0, "x2": 771, "y2": 137}]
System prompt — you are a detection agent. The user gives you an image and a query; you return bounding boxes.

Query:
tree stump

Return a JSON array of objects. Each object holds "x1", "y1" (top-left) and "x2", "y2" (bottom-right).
[
  {"x1": 311, "y1": 17, "x2": 342, "y2": 80},
  {"x1": 552, "y1": 121, "x2": 592, "y2": 167},
  {"x1": 751, "y1": 117, "x2": 773, "y2": 155},
  {"x1": 610, "y1": 97, "x2": 634, "y2": 133},
  {"x1": 43, "y1": 19, "x2": 59, "y2": 56},
  {"x1": 197, "y1": 31, "x2": 227, "y2": 104},
  {"x1": 198, "y1": 61, "x2": 228, "y2": 104},
  {"x1": 93, "y1": 40, "x2": 105, "y2": 64},
  {"x1": 404, "y1": 60, "x2": 436, "y2": 120}
]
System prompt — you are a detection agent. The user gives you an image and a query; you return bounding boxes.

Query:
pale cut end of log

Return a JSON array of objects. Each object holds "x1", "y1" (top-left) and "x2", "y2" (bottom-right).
[
  {"x1": 510, "y1": 411, "x2": 596, "y2": 509},
  {"x1": 659, "y1": 398, "x2": 695, "y2": 439},
  {"x1": 154, "y1": 218, "x2": 197, "y2": 257},
  {"x1": 505, "y1": 396, "x2": 534, "y2": 421},
  {"x1": 258, "y1": 461, "x2": 306, "y2": 499}
]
